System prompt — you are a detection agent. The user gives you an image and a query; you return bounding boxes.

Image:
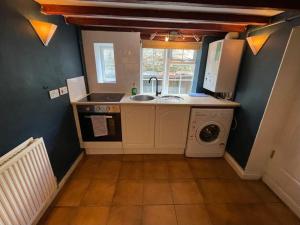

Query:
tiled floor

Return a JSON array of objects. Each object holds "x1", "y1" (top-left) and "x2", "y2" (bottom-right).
[{"x1": 39, "y1": 155, "x2": 300, "y2": 225}]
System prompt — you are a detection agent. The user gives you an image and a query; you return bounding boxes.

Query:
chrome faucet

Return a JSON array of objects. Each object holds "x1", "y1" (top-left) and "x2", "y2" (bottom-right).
[{"x1": 148, "y1": 76, "x2": 161, "y2": 96}]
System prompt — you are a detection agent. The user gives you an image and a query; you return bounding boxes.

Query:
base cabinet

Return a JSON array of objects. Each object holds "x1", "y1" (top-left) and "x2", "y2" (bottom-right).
[
  {"x1": 155, "y1": 106, "x2": 190, "y2": 150},
  {"x1": 121, "y1": 105, "x2": 155, "y2": 149},
  {"x1": 121, "y1": 105, "x2": 190, "y2": 153}
]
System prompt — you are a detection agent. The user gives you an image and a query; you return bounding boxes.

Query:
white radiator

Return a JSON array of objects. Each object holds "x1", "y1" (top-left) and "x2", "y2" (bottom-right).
[{"x1": 0, "y1": 137, "x2": 57, "y2": 225}]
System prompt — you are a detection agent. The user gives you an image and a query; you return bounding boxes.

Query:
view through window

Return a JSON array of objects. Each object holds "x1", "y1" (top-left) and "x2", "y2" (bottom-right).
[
  {"x1": 94, "y1": 43, "x2": 116, "y2": 83},
  {"x1": 141, "y1": 48, "x2": 198, "y2": 94}
]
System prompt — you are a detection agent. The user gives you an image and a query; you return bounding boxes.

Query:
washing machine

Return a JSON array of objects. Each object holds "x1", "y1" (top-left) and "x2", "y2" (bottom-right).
[{"x1": 185, "y1": 108, "x2": 234, "y2": 157}]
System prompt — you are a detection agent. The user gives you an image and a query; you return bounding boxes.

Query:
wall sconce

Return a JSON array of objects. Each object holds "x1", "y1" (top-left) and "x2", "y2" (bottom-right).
[
  {"x1": 29, "y1": 20, "x2": 57, "y2": 46},
  {"x1": 246, "y1": 34, "x2": 270, "y2": 55}
]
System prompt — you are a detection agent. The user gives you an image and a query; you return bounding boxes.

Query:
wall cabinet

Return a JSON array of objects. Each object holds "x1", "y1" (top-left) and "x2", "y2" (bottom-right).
[
  {"x1": 121, "y1": 105, "x2": 155, "y2": 148},
  {"x1": 155, "y1": 106, "x2": 190, "y2": 149}
]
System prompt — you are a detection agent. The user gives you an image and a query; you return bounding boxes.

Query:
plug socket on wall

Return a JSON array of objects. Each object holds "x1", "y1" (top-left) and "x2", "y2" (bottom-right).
[
  {"x1": 59, "y1": 86, "x2": 68, "y2": 95},
  {"x1": 49, "y1": 89, "x2": 60, "y2": 99}
]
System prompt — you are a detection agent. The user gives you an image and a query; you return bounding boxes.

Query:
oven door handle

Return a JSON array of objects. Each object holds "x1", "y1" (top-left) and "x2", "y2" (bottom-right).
[{"x1": 84, "y1": 115, "x2": 113, "y2": 119}]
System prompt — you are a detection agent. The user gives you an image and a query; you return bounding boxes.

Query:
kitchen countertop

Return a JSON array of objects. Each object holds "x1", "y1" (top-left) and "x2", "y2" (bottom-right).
[{"x1": 72, "y1": 94, "x2": 240, "y2": 107}]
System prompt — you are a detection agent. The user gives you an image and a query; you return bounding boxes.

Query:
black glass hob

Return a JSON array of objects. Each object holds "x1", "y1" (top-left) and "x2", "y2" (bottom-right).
[{"x1": 78, "y1": 93, "x2": 125, "y2": 102}]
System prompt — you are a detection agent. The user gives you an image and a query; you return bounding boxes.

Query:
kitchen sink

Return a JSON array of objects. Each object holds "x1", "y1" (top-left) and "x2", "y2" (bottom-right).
[
  {"x1": 159, "y1": 95, "x2": 184, "y2": 101},
  {"x1": 130, "y1": 95, "x2": 156, "y2": 101}
]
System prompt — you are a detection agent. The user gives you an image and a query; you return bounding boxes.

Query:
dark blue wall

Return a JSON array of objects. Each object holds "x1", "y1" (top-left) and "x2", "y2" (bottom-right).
[
  {"x1": 227, "y1": 12, "x2": 300, "y2": 168},
  {"x1": 0, "y1": 0, "x2": 83, "y2": 180}
]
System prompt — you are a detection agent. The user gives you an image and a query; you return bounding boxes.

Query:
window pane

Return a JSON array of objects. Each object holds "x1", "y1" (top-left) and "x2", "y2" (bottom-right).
[
  {"x1": 94, "y1": 43, "x2": 116, "y2": 83},
  {"x1": 168, "y1": 56, "x2": 196, "y2": 94},
  {"x1": 171, "y1": 49, "x2": 183, "y2": 61},
  {"x1": 141, "y1": 48, "x2": 198, "y2": 95},
  {"x1": 183, "y1": 50, "x2": 195, "y2": 61},
  {"x1": 142, "y1": 48, "x2": 165, "y2": 93},
  {"x1": 168, "y1": 80, "x2": 180, "y2": 94},
  {"x1": 143, "y1": 79, "x2": 163, "y2": 94}
]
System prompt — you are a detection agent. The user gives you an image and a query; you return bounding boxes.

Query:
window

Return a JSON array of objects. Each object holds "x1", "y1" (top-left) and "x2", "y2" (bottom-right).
[
  {"x1": 141, "y1": 48, "x2": 198, "y2": 94},
  {"x1": 94, "y1": 43, "x2": 116, "y2": 83}
]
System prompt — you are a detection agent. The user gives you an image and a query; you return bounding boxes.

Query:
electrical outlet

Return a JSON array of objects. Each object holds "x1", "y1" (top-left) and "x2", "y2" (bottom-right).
[
  {"x1": 59, "y1": 86, "x2": 68, "y2": 95},
  {"x1": 49, "y1": 89, "x2": 60, "y2": 99}
]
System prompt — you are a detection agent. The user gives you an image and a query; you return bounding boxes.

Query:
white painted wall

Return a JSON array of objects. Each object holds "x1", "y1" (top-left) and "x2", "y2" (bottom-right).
[
  {"x1": 81, "y1": 31, "x2": 140, "y2": 94},
  {"x1": 244, "y1": 27, "x2": 300, "y2": 177}
]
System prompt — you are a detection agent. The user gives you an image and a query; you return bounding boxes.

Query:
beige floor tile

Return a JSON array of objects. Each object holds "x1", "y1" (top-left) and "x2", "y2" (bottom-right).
[
  {"x1": 246, "y1": 181, "x2": 280, "y2": 203},
  {"x1": 143, "y1": 205, "x2": 177, "y2": 225},
  {"x1": 94, "y1": 161, "x2": 121, "y2": 180},
  {"x1": 113, "y1": 180, "x2": 143, "y2": 205},
  {"x1": 197, "y1": 179, "x2": 230, "y2": 203},
  {"x1": 168, "y1": 160, "x2": 193, "y2": 179},
  {"x1": 40, "y1": 155, "x2": 299, "y2": 225},
  {"x1": 214, "y1": 159, "x2": 240, "y2": 179},
  {"x1": 171, "y1": 180, "x2": 203, "y2": 204},
  {"x1": 143, "y1": 180, "x2": 173, "y2": 205},
  {"x1": 225, "y1": 180, "x2": 261, "y2": 203},
  {"x1": 187, "y1": 159, "x2": 219, "y2": 178},
  {"x1": 107, "y1": 206, "x2": 142, "y2": 225},
  {"x1": 175, "y1": 205, "x2": 212, "y2": 225},
  {"x1": 144, "y1": 161, "x2": 169, "y2": 179},
  {"x1": 119, "y1": 162, "x2": 144, "y2": 179},
  {"x1": 266, "y1": 203, "x2": 300, "y2": 225},
  {"x1": 240, "y1": 204, "x2": 281, "y2": 225},
  {"x1": 123, "y1": 154, "x2": 144, "y2": 161},
  {"x1": 56, "y1": 179, "x2": 90, "y2": 206},
  {"x1": 188, "y1": 159, "x2": 238, "y2": 179},
  {"x1": 70, "y1": 206, "x2": 110, "y2": 225},
  {"x1": 144, "y1": 154, "x2": 185, "y2": 161},
  {"x1": 85, "y1": 155, "x2": 103, "y2": 162},
  {"x1": 81, "y1": 179, "x2": 116, "y2": 206},
  {"x1": 206, "y1": 204, "x2": 247, "y2": 225},
  {"x1": 73, "y1": 158, "x2": 100, "y2": 179},
  {"x1": 99, "y1": 154, "x2": 123, "y2": 161},
  {"x1": 42, "y1": 207, "x2": 75, "y2": 225}
]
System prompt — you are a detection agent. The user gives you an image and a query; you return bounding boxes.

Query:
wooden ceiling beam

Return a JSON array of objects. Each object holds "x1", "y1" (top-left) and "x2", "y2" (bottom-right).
[
  {"x1": 66, "y1": 17, "x2": 246, "y2": 32},
  {"x1": 70, "y1": 0, "x2": 300, "y2": 10},
  {"x1": 80, "y1": 26, "x2": 225, "y2": 36},
  {"x1": 140, "y1": 34, "x2": 200, "y2": 42},
  {"x1": 41, "y1": 4, "x2": 269, "y2": 25}
]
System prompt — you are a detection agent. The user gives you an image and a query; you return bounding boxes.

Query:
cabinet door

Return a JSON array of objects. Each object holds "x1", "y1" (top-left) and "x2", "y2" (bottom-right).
[
  {"x1": 155, "y1": 106, "x2": 190, "y2": 149},
  {"x1": 121, "y1": 105, "x2": 155, "y2": 148}
]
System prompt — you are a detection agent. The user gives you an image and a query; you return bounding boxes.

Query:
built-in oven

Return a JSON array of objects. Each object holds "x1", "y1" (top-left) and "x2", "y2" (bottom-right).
[{"x1": 77, "y1": 104, "x2": 122, "y2": 142}]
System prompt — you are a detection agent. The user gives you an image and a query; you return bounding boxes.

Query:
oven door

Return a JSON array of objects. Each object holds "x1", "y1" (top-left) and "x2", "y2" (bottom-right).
[{"x1": 78, "y1": 112, "x2": 122, "y2": 142}]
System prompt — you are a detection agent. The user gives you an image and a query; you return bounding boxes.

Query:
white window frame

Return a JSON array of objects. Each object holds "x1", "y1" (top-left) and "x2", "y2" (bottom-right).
[
  {"x1": 141, "y1": 48, "x2": 197, "y2": 95},
  {"x1": 94, "y1": 43, "x2": 116, "y2": 84}
]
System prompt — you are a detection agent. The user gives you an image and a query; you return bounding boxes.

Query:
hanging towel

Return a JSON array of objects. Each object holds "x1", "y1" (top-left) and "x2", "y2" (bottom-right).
[{"x1": 90, "y1": 115, "x2": 108, "y2": 137}]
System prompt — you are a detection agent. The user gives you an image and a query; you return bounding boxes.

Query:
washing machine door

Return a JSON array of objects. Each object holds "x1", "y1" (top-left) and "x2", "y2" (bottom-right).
[{"x1": 196, "y1": 123, "x2": 222, "y2": 144}]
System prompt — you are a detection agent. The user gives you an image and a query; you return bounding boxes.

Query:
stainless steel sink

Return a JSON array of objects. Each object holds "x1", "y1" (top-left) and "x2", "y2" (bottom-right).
[
  {"x1": 159, "y1": 95, "x2": 184, "y2": 101},
  {"x1": 130, "y1": 95, "x2": 155, "y2": 101}
]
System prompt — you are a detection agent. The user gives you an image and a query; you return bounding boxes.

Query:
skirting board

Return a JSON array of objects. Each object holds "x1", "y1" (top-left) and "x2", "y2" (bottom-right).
[
  {"x1": 263, "y1": 175, "x2": 300, "y2": 218},
  {"x1": 85, "y1": 148, "x2": 184, "y2": 154},
  {"x1": 86, "y1": 148, "x2": 124, "y2": 154},
  {"x1": 33, "y1": 152, "x2": 84, "y2": 225},
  {"x1": 224, "y1": 152, "x2": 261, "y2": 180}
]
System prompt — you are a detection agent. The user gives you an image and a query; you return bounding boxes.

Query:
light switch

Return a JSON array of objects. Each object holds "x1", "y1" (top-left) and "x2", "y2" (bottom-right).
[
  {"x1": 59, "y1": 86, "x2": 68, "y2": 95},
  {"x1": 49, "y1": 89, "x2": 60, "y2": 99}
]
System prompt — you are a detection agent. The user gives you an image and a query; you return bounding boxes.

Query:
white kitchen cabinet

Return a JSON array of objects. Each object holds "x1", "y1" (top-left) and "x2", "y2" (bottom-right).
[
  {"x1": 203, "y1": 39, "x2": 245, "y2": 93},
  {"x1": 121, "y1": 105, "x2": 155, "y2": 148},
  {"x1": 155, "y1": 106, "x2": 190, "y2": 150}
]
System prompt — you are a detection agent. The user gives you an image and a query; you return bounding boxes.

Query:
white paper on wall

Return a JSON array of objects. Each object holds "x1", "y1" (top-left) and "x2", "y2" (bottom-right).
[{"x1": 66, "y1": 76, "x2": 87, "y2": 102}]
